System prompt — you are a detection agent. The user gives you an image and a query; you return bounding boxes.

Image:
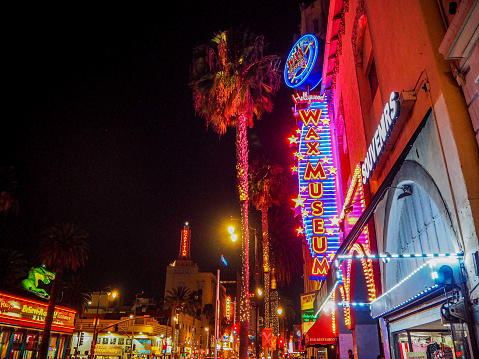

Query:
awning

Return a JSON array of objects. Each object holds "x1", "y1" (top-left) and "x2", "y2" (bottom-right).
[{"x1": 305, "y1": 311, "x2": 338, "y2": 346}]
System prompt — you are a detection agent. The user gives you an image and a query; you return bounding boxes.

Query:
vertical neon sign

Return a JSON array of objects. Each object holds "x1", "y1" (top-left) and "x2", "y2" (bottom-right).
[
  {"x1": 179, "y1": 222, "x2": 191, "y2": 260},
  {"x1": 226, "y1": 296, "x2": 231, "y2": 321},
  {"x1": 290, "y1": 95, "x2": 340, "y2": 281}
]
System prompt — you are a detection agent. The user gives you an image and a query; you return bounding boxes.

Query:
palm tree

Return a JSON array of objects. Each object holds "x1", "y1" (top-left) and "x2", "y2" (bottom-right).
[
  {"x1": 61, "y1": 274, "x2": 91, "y2": 314},
  {"x1": 0, "y1": 248, "x2": 28, "y2": 286},
  {"x1": 249, "y1": 156, "x2": 287, "y2": 329},
  {"x1": 0, "y1": 165, "x2": 19, "y2": 216},
  {"x1": 202, "y1": 303, "x2": 215, "y2": 328},
  {"x1": 269, "y1": 205, "x2": 303, "y2": 288},
  {"x1": 164, "y1": 287, "x2": 196, "y2": 358},
  {"x1": 190, "y1": 28, "x2": 281, "y2": 359},
  {"x1": 37, "y1": 222, "x2": 89, "y2": 359}
]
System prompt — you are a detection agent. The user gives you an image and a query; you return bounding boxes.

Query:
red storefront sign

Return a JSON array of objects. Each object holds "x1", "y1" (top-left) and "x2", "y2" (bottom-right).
[{"x1": 0, "y1": 292, "x2": 76, "y2": 333}]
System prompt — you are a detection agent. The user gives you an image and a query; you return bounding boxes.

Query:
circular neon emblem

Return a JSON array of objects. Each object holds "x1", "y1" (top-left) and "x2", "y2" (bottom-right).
[{"x1": 284, "y1": 34, "x2": 323, "y2": 91}]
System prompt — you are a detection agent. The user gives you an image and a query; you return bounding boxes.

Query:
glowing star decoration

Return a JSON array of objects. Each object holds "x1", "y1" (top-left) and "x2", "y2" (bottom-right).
[
  {"x1": 292, "y1": 194, "x2": 306, "y2": 208},
  {"x1": 328, "y1": 167, "x2": 337, "y2": 176},
  {"x1": 291, "y1": 166, "x2": 298, "y2": 174},
  {"x1": 288, "y1": 135, "x2": 299, "y2": 146},
  {"x1": 293, "y1": 96, "x2": 340, "y2": 281},
  {"x1": 296, "y1": 227, "x2": 304, "y2": 236},
  {"x1": 329, "y1": 215, "x2": 341, "y2": 227}
]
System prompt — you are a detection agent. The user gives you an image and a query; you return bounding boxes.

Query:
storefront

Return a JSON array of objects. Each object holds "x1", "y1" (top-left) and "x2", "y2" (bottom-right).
[
  {"x1": 304, "y1": 310, "x2": 338, "y2": 359},
  {"x1": 0, "y1": 287, "x2": 76, "y2": 359}
]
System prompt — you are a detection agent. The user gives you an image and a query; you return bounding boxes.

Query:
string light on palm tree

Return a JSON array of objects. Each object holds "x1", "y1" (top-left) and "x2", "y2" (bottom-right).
[
  {"x1": 250, "y1": 156, "x2": 288, "y2": 330},
  {"x1": 191, "y1": 28, "x2": 281, "y2": 359}
]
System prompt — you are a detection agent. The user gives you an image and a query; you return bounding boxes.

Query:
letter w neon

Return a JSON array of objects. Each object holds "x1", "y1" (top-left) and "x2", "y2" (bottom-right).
[{"x1": 299, "y1": 109, "x2": 322, "y2": 126}]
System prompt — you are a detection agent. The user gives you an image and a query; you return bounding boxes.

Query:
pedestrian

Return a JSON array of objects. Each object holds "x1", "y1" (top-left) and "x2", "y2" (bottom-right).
[
  {"x1": 348, "y1": 349, "x2": 354, "y2": 359},
  {"x1": 377, "y1": 355, "x2": 385, "y2": 359}
]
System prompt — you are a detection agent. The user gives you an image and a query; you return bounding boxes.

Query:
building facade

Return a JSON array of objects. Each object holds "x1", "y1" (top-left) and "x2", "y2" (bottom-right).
[
  {"x1": 289, "y1": 0, "x2": 478, "y2": 358},
  {"x1": 0, "y1": 286, "x2": 76, "y2": 359}
]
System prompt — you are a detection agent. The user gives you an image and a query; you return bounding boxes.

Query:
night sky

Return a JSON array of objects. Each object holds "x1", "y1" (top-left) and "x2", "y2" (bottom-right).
[{"x1": 3, "y1": 3, "x2": 303, "y2": 305}]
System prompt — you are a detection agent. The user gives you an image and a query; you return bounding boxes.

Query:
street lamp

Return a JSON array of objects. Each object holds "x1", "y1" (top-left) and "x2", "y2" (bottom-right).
[
  {"x1": 90, "y1": 287, "x2": 117, "y2": 359},
  {"x1": 228, "y1": 221, "x2": 259, "y2": 359}
]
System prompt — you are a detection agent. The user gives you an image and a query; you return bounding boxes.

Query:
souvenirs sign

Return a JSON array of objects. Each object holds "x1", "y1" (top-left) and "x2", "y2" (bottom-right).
[{"x1": 284, "y1": 34, "x2": 324, "y2": 91}]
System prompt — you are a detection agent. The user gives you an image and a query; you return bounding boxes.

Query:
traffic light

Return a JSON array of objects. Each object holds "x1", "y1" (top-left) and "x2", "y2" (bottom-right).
[
  {"x1": 79, "y1": 332, "x2": 84, "y2": 346},
  {"x1": 133, "y1": 344, "x2": 136, "y2": 351},
  {"x1": 232, "y1": 324, "x2": 239, "y2": 335}
]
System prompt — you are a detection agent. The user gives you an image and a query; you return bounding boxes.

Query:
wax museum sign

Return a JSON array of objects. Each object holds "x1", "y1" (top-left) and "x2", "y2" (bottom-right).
[{"x1": 290, "y1": 98, "x2": 340, "y2": 281}]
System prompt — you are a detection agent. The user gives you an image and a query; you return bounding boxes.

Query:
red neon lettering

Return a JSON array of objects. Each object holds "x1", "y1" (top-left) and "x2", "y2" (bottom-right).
[
  {"x1": 312, "y1": 236, "x2": 328, "y2": 254},
  {"x1": 305, "y1": 142, "x2": 321, "y2": 156},
  {"x1": 308, "y1": 183, "x2": 323, "y2": 198},
  {"x1": 304, "y1": 127, "x2": 321, "y2": 141},
  {"x1": 311, "y1": 201, "x2": 324, "y2": 216},
  {"x1": 299, "y1": 109, "x2": 322, "y2": 126},
  {"x1": 312, "y1": 218, "x2": 325, "y2": 234},
  {"x1": 304, "y1": 161, "x2": 327, "y2": 180},
  {"x1": 311, "y1": 256, "x2": 330, "y2": 276}
]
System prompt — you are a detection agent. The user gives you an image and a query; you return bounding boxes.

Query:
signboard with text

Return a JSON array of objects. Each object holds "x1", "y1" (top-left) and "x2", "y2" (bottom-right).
[
  {"x1": 0, "y1": 292, "x2": 76, "y2": 332},
  {"x1": 290, "y1": 96, "x2": 340, "y2": 280}
]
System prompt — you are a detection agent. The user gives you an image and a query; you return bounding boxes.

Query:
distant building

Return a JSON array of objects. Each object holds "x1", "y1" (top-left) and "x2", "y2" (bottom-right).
[{"x1": 164, "y1": 222, "x2": 232, "y2": 358}]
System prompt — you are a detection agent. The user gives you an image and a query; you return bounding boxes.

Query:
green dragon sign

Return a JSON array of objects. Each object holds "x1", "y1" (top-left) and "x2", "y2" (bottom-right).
[{"x1": 21, "y1": 266, "x2": 56, "y2": 299}]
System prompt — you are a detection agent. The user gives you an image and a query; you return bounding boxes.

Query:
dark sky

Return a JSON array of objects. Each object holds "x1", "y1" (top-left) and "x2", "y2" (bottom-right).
[{"x1": 2, "y1": 3, "x2": 303, "y2": 305}]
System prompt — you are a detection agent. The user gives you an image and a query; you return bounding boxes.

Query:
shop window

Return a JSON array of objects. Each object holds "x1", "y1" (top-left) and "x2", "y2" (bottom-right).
[
  {"x1": 110, "y1": 337, "x2": 116, "y2": 344},
  {"x1": 102, "y1": 337, "x2": 108, "y2": 344},
  {"x1": 392, "y1": 329, "x2": 463, "y2": 359},
  {"x1": 13, "y1": 332, "x2": 23, "y2": 343},
  {"x1": 118, "y1": 337, "x2": 125, "y2": 345}
]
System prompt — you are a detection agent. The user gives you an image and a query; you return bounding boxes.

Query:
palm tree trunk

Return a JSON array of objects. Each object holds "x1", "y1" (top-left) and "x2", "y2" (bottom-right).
[
  {"x1": 261, "y1": 207, "x2": 271, "y2": 330},
  {"x1": 236, "y1": 114, "x2": 250, "y2": 359},
  {"x1": 38, "y1": 268, "x2": 63, "y2": 359}
]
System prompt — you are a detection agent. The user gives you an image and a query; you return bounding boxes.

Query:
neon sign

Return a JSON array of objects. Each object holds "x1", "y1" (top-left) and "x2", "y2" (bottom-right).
[
  {"x1": 284, "y1": 34, "x2": 324, "y2": 91},
  {"x1": 226, "y1": 296, "x2": 231, "y2": 320},
  {"x1": 179, "y1": 222, "x2": 190, "y2": 259},
  {"x1": 290, "y1": 97, "x2": 340, "y2": 280},
  {"x1": 0, "y1": 292, "x2": 76, "y2": 332},
  {"x1": 362, "y1": 92, "x2": 400, "y2": 184}
]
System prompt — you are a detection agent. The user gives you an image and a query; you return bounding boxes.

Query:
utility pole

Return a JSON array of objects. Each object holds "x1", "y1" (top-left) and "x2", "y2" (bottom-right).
[
  {"x1": 130, "y1": 291, "x2": 143, "y2": 359},
  {"x1": 214, "y1": 269, "x2": 220, "y2": 359}
]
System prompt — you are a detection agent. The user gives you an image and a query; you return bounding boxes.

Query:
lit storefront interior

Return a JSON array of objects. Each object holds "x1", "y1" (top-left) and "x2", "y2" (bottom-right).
[{"x1": 0, "y1": 287, "x2": 76, "y2": 359}]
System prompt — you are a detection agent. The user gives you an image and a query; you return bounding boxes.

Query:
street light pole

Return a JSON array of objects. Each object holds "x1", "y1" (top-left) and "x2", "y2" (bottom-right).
[
  {"x1": 214, "y1": 269, "x2": 220, "y2": 359},
  {"x1": 130, "y1": 291, "x2": 143, "y2": 359},
  {"x1": 90, "y1": 288, "x2": 108, "y2": 359}
]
